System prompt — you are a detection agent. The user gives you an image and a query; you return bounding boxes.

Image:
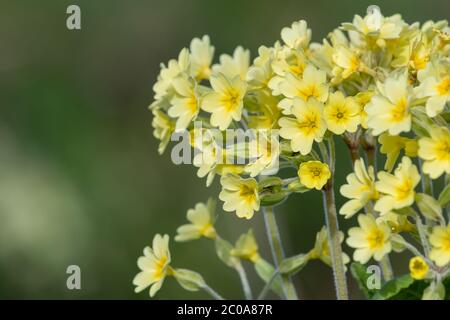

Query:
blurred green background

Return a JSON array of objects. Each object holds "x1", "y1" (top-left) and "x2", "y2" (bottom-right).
[{"x1": 0, "y1": 0, "x2": 448, "y2": 299}]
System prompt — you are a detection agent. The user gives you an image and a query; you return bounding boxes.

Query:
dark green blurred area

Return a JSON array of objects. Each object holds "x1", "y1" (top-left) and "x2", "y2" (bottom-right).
[{"x1": 0, "y1": 0, "x2": 448, "y2": 299}]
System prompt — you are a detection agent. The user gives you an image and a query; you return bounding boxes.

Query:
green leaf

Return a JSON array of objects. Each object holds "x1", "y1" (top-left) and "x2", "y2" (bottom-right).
[
  {"x1": 254, "y1": 258, "x2": 284, "y2": 298},
  {"x1": 279, "y1": 253, "x2": 310, "y2": 275},
  {"x1": 372, "y1": 275, "x2": 415, "y2": 300},
  {"x1": 206, "y1": 197, "x2": 217, "y2": 223},
  {"x1": 438, "y1": 183, "x2": 450, "y2": 207},
  {"x1": 215, "y1": 237, "x2": 239, "y2": 268},
  {"x1": 350, "y1": 262, "x2": 379, "y2": 298},
  {"x1": 173, "y1": 269, "x2": 205, "y2": 292}
]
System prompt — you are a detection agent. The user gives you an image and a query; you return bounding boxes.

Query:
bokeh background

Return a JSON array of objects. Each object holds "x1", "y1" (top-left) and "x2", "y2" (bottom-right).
[{"x1": 1, "y1": 0, "x2": 448, "y2": 299}]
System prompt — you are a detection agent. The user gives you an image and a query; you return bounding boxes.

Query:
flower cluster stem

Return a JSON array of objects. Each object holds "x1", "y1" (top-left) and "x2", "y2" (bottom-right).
[
  {"x1": 262, "y1": 206, "x2": 298, "y2": 300},
  {"x1": 322, "y1": 184, "x2": 349, "y2": 300},
  {"x1": 235, "y1": 261, "x2": 253, "y2": 300},
  {"x1": 203, "y1": 284, "x2": 225, "y2": 300},
  {"x1": 320, "y1": 138, "x2": 349, "y2": 300}
]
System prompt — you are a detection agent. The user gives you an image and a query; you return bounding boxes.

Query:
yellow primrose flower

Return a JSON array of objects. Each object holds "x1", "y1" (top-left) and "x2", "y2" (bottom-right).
[
  {"x1": 219, "y1": 174, "x2": 260, "y2": 219},
  {"x1": 346, "y1": 214, "x2": 392, "y2": 264},
  {"x1": 151, "y1": 109, "x2": 175, "y2": 155},
  {"x1": 245, "y1": 131, "x2": 280, "y2": 177},
  {"x1": 231, "y1": 229, "x2": 261, "y2": 263},
  {"x1": 247, "y1": 46, "x2": 275, "y2": 90},
  {"x1": 354, "y1": 91, "x2": 374, "y2": 129},
  {"x1": 376, "y1": 211, "x2": 414, "y2": 234},
  {"x1": 309, "y1": 227, "x2": 350, "y2": 267},
  {"x1": 281, "y1": 20, "x2": 311, "y2": 49},
  {"x1": 298, "y1": 161, "x2": 331, "y2": 190},
  {"x1": 269, "y1": 46, "x2": 307, "y2": 96},
  {"x1": 374, "y1": 156, "x2": 420, "y2": 215},
  {"x1": 379, "y1": 133, "x2": 418, "y2": 172},
  {"x1": 345, "y1": 9, "x2": 404, "y2": 48},
  {"x1": 168, "y1": 76, "x2": 200, "y2": 130},
  {"x1": 202, "y1": 73, "x2": 247, "y2": 130},
  {"x1": 415, "y1": 60, "x2": 450, "y2": 117},
  {"x1": 409, "y1": 256, "x2": 429, "y2": 280},
  {"x1": 213, "y1": 46, "x2": 250, "y2": 80},
  {"x1": 193, "y1": 142, "x2": 244, "y2": 187},
  {"x1": 175, "y1": 200, "x2": 217, "y2": 242},
  {"x1": 190, "y1": 35, "x2": 215, "y2": 80},
  {"x1": 418, "y1": 126, "x2": 450, "y2": 179},
  {"x1": 245, "y1": 91, "x2": 281, "y2": 129},
  {"x1": 133, "y1": 234, "x2": 172, "y2": 297},
  {"x1": 279, "y1": 98, "x2": 327, "y2": 155},
  {"x1": 429, "y1": 223, "x2": 450, "y2": 267},
  {"x1": 324, "y1": 91, "x2": 360, "y2": 135},
  {"x1": 150, "y1": 48, "x2": 191, "y2": 111},
  {"x1": 278, "y1": 64, "x2": 329, "y2": 114},
  {"x1": 332, "y1": 46, "x2": 361, "y2": 80},
  {"x1": 365, "y1": 72, "x2": 412, "y2": 136},
  {"x1": 339, "y1": 159, "x2": 378, "y2": 218},
  {"x1": 409, "y1": 40, "x2": 430, "y2": 71}
]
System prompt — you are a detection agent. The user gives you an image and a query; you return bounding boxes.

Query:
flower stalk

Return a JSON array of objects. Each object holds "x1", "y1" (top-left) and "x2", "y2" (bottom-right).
[
  {"x1": 320, "y1": 138, "x2": 349, "y2": 300},
  {"x1": 262, "y1": 206, "x2": 298, "y2": 300}
]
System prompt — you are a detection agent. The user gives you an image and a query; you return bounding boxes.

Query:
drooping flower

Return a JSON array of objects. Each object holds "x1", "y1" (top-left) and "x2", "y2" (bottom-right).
[
  {"x1": 365, "y1": 72, "x2": 412, "y2": 136},
  {"x1": 324, "y1": 91, "x2": 360, "y2": 135},
  {"x1": 415, "y1": 60, "x2": 450, "y2": 117},
  {"x1": 332, "y1": 46, "x2": 361, "y2": 80},
  {"x1": 202, "y1": 73, "x2": 247, "y2": 130},
  {"x1": 378, "y1": 133, "x2": 418, "y2": 172},
  {"x1": 277, "y1": 64, "x2": 329, "y2": 114},
  {"x1": 346, "y1": 214, "x2": 392, "y2": 264},
  {"x1": 151, "y1": 48, "x2": 191, "y2": 109},
  {"x1": 342, "y1": 8, "x2": 404, "y2": 49},
  {"x1": 245, "y1": 131, "x2": 280, "y2": 177},
  {"x1": 281, "y1": 20, "x2": 312, "y2": 49},
  {"x1": 151, "y1": 109, "x2": 175, "y2": 155},
  {"x1": 213, "y1": 46, "x2": 250, "y2": 80},
  {"x1": 339, "y1": 159, "x2": 378, "y2": 218},
  {"x1": 309, "y1": 227, "x2": 350, "y2": 267},
  {"x1": 175, "y1": 200, "x2": 217, "y2": 242},
  {"x1": 409, "y1": 256, "x2": 429, "y2": 280},
  {"x1": 418, "y1": 126, "x2": 450, "y2": 179},
  {"x1": 374, "y1": 156, "x2": 420, "y2": 215},
  {"x1": 429, "y1": 223, "x2": 450, "y2": 267},
  {"x1": 168, "y1": 76, "x2": 200, "y2": 130},
  {"x1": 279, "y1": 98, "x2": 327, "y2": 155},
  {"x1": 231, "y1": 229, "x2": 261, "y2": 263},
  {"x1": 190, "y1": 35, "x2": 215, "y2": 80},
  {"x1": 219, "y1": 174, "x2": 260, "y2": 219},
  {"x1": 133, "y1": 234, "x2": 172, "y2": 297},
  {"x1": 298, "y1": 161, "x2": 331, "y2": 190},
  {"x1": 193, "y1": 140, "x2": 244, "y2": 187}
]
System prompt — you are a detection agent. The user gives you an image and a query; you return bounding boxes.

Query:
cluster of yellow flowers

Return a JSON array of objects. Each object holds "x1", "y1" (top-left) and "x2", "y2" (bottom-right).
[{"x1": 140, "y1": 6, "x2": 450, "y2": 300}]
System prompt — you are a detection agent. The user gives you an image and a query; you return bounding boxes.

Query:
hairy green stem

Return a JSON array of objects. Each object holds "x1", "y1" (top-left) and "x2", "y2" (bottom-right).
[
  {"x1": 446, "y1": 174, "x2": 450, "y2": 221},
  {"x1": 419, "y1": 158, "x2": 434, "y2": 196},
  {"x1": 322, "y1": 184, "x2": 349, "y2": 300},
  {"x1": 262, "y1": 207, "x2": 298, "y2": 300},
  {"x1": 235, "y1": 261, "x2": 253, "y2": 300},
  {"x1": 415, "y1": 214, "x2": 431, "y2": 256},
  {"x1": 257, "y1": 268, "x2": 279, "y2": 300},
  {"x1": 320, "y1": 139, "x2": 349, "y2": 300},
  {"x1": 203, "y1": 284, "x2": 225, "y2": 300}
]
